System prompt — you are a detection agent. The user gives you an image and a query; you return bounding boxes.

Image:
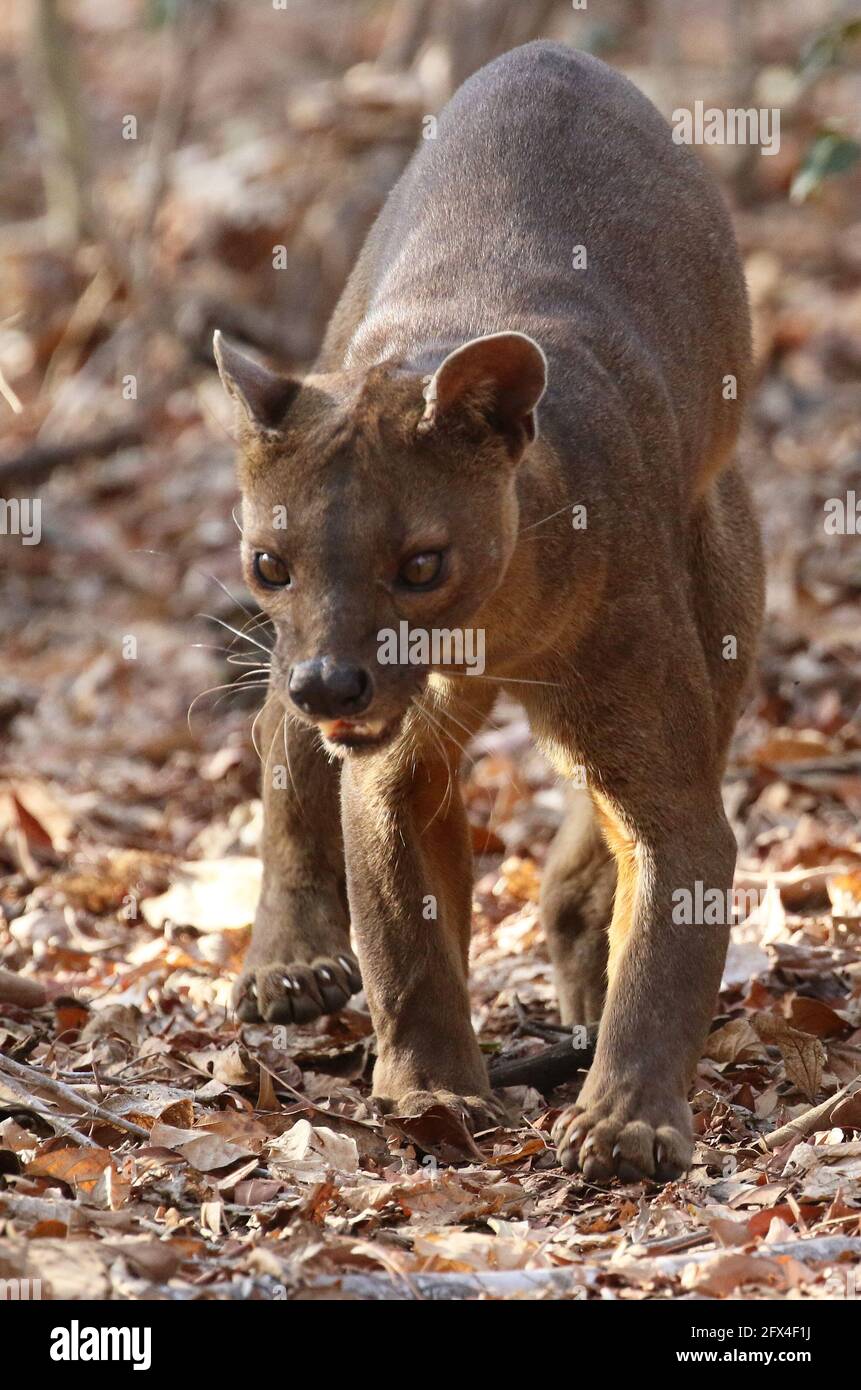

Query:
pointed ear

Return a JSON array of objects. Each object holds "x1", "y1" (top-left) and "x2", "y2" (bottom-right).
[
  {"x1": 213, "y1": 330, "x2": 300, "y2": 433},
  {"x1": 417, "y1": 331, "x2": 547, "y2": 452}
]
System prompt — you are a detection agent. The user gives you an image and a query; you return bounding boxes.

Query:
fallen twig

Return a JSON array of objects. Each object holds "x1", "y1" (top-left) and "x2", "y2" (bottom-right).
[
  {"x1": 0, "y1": 1065, "x2": 101, "y2": 1149},
  {"x1": 762, "y1": 1076, "x2": 861, "y2": 1151},
  {"x1": 489, "y1": 1026, "x2": 598, "y2": 1092},
  {"x1": 511, "y1": 994, "x2": 573, "y2": 1044},
  {"x1": 0, "y1": 423, "x2": 145, "y2": 490},
  {"x1": 0, "y1": 1053, "x2": 150, "y2": 1139}
]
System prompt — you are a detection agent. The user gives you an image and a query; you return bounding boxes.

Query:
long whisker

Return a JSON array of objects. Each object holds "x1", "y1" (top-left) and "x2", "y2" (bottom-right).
[
  {"x1": 249, "y1": 699, "x2": 269, "y2": 760},
  {"x1": 134, "y1": 549, "x2": 258, "y2": 622},
  {"x1": 261, "y1": 705, "x2": 286, "y2": 789},
  {"x1": 189, "y1": 646, "x2": 272, "y2": 675},
  {"x1": 470, "y1": 673, "x2": 562, "y2": 688},
  {"x1": 281, "y1": 711, "x2": 305, "y2": 815},
  {"x1": 232, "y1": 668, "x2": 271, "y2": 683},
  {"x1": 419, "y1": 695, "x2": 492, "y2": 837},
  {"x1": 187, "y1": 677, "x2": 269, "y2": 727},
  {"x1": 518, "y1": 502, "x2": 577, "y2": 534},
  {"x1": 445, "y1": 689, "x2": 500, "y2": 727},
  {"x1": 431, "y1": 695, "x2": 510, "y2": 840},
  {"x1": 413, "y1": 706, "x2": 455, "y2": 831},
  {"x1": 233, "y1": 610, "x2": 274, "y2": 639},
  {"x1": 210, "y1": 682, "x2": 270, "y2": 716},
  {"x1": 192, "y1": 642, "x2": 249, "y2": 656},
  {"x1": 420, "y1": 700, "x2": 472, "y2": 766},
  {"x1": 199, "y1": 613, "x2": 273, "y2": 656},
  {"x1": 426, "y1": 693, "x2": 511, "y2": 844},
  {"x1": 218, "y1": 609, "x2": 275, "y2": 658},
  {"x1": 429, "y1": 699, "x2": 480, "y2": 752},
  {"x1": 204, "y1": 572, "x2": 257, "y2": 623}
]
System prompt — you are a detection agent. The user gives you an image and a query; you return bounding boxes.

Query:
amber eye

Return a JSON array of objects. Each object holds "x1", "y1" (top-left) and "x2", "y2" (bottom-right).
[
  {"x1": 253, "y1": 551, "x2": 290, "y2": 588},
  {"x1": 398, "y1": 551, "x2": 444, "y2": 589}
]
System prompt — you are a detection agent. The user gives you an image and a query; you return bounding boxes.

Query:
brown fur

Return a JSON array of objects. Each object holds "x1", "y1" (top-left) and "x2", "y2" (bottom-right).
[{"x1": 216, "y1": 43, "x2": 764, "y2": 1181}]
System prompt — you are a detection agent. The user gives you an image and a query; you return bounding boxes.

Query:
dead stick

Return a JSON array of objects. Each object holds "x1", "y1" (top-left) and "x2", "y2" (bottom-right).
[
  {"x1": 762, "y1": 1077, "x2": 861, "y2": 1152},
  {"x1": 489, "y1": 1026, "x2": 597, "y2": 1092},
  {"x1": 0, "y1": 1065, "x2": 101, "y2": 1148},
  {"x1": 0, "y1": 1053, "x2": 149, "y2": 1139},
  {"x1": 0, "y1": 423, "x2": 144, "y2": 490}
]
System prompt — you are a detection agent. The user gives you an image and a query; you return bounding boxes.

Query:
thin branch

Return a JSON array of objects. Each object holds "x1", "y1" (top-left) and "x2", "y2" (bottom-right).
[
  {"x1": 762, "y1": 1077, "x2": 861, "y2": 1152},
  {"x1": 489, "y1": 1027, "x2": 598, "y2": 1092},
  {"x1": 0, "y1": 424, "x2": 145, "y2": 491},
  {"x1": 0, "y1": 1065, "x2": 102, "y2": 1149},
  {"x1": 0, "y1": 1053, "x2": 150, "y2": 1139}
]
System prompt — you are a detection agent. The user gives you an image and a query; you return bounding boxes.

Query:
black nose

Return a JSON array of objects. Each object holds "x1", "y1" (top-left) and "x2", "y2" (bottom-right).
[{"x1": 287, "y1": 658, "x2": 373, "y2": 719}]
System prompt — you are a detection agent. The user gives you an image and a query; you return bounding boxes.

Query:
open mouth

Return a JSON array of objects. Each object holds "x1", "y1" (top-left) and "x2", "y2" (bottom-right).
[{"x1": 317, "y1": 717, "x2": 396, "y2": 750}]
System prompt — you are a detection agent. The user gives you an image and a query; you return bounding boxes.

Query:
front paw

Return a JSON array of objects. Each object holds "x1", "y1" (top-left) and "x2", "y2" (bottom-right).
[
  {"x1": 552, "y1": 1077, "x2": 692, "y2": 1183},
  {"x1": 233, "y1": 951, "x2": 362, "y2": 1024}
]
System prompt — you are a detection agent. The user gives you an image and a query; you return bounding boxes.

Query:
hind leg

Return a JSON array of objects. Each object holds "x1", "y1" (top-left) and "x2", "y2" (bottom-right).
[{"x1": 540, "y1": 791, "x2": 615, "y2": 1026}]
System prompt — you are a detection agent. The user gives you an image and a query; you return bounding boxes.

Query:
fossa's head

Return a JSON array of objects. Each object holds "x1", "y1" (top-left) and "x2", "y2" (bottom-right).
[{"x1": 215, "y1": 330, "x2": 546, "y2": 753}]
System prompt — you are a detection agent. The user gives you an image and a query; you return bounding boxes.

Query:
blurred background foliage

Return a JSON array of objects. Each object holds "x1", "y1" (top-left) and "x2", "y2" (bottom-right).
[{"x1": 0, "y1": 0, "x2": 859, "y2": 469}]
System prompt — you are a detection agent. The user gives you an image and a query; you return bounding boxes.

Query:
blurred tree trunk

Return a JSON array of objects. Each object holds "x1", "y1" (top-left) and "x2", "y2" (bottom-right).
[
  {"x1": 28, "y1": 0, "x2": 93, "y2": 246},
  {"x1": 379, "y1": 0, "x2": 435, "y2": 69},
  {"x1": 381, "y1": 0, "x2": 561, "y2": 95},
  {"x1": 431, "y1": 0, "x2": 561, "y2": 93},
  {"x1": 729, "y1": 0, "x2": 764, "y2": 206}
]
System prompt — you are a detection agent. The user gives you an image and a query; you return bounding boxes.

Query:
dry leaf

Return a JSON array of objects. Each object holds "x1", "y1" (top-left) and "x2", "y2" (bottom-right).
[
  {"x1": 752, "y1": 1012, "x2": 826, "y2": 1100},
  {"x1": 148, "y1": 1122, "x2": 258, "y2": 1172},
  {"x1": 704, "y1": 1018, "x2": 767, "y2": 1064},
  {"x1": 142, "y1": 858, "x2": 262, "y2": 931},
  {"x1": 387, "y1": 1104, "x2": 484, "y2": 1163},
  {"x1": 26, "y1": 1145, "x2": 114, "y2": 1191}
]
